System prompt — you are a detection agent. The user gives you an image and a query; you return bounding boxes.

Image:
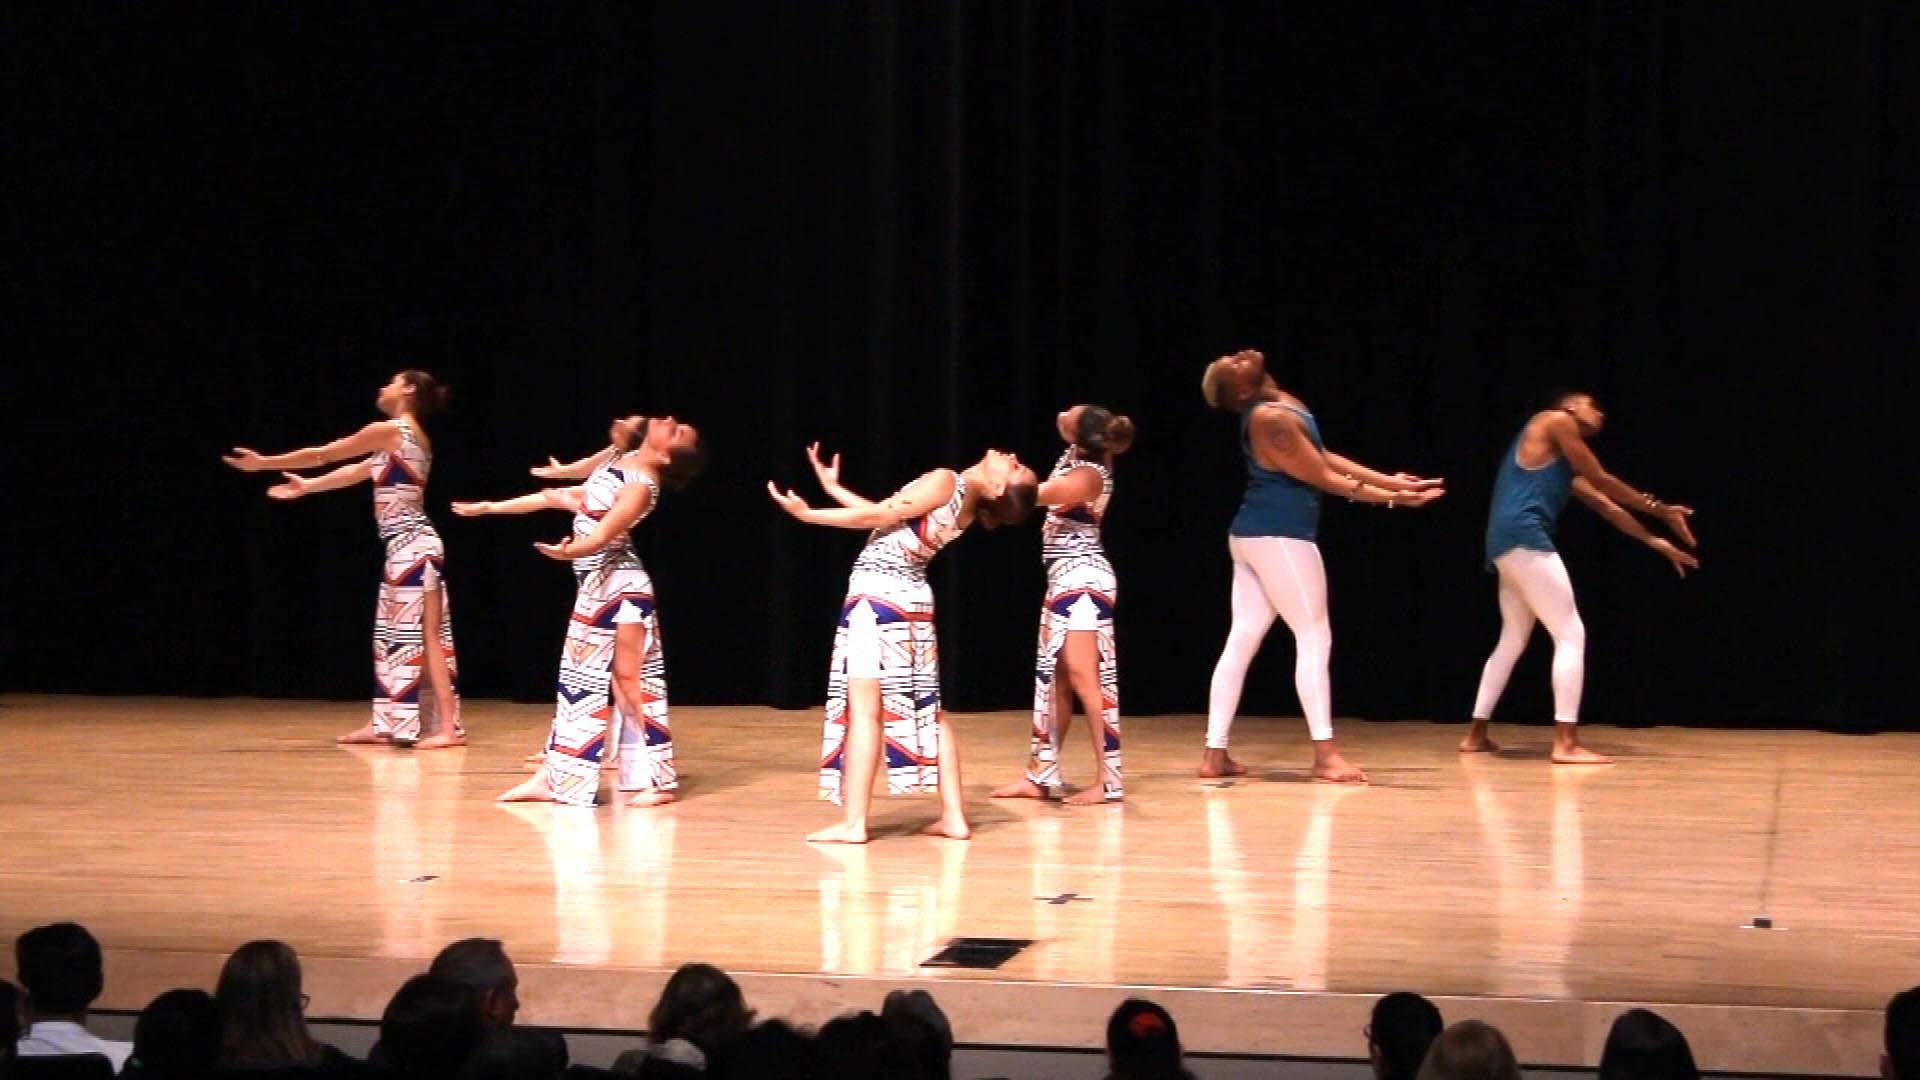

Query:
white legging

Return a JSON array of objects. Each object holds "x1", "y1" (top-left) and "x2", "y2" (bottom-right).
[
  {"x1": 1206, "y1": 536, "x2": 1334, "y2": 746},
  {"x1": 1471, "y1": 548, "x2": 1585, "y2": 724}
]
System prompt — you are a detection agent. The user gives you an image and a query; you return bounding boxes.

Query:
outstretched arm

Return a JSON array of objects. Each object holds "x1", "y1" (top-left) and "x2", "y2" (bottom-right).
[
  {"x1": 267, "y1": 461, "x2": 374, "y2": 500},
  {"x1": 1253, "y1": 408, "x2": 1444, "y2": 507},
  {"x1": 225, "y1": 421, "x2": 399, "y2": 473},
  {"x1": 531, "y1": 446, "x2": 617, "y2": 481},
  {"x1": 537, "y1": 480, "x2": 653, "y2": 559},
  {"x1": 1321, "y1": 452, "x2": 1443, "y2": 494},
  {"x1": 1545, "y1": 414, "x2": 1696, "y2": 546},
  {"x1": 769, "y1": 468, "x2": 957, "y2": 530},
  {"x1": 1571, "y1": 477, "x2": 1699, "y2": 577},
  {"x1": 453, "y1": 488, "x2": 583, "y2": 517}
]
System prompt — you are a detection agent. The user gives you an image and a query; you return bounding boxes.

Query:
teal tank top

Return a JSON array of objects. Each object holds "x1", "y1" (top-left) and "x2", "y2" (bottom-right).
[
  {"x1": 1485, "y1": 427, "x2": 1574, "y2": 566},
  {"x1": 1229, "y1": 401, "x2": 1324, "y2": 541}
]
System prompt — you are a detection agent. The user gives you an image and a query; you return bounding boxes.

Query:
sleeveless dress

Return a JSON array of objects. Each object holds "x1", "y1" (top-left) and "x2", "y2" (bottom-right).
[
  {"x1": 819, "y1": 473, "x2": 969, "y2": 804},
  {"x1": 543, "y1": 456, "x2": 676, "y2": 805},
  {"x1": 367, "y1": 418, "x2": 460, "y2": 742},
  {"x1": 1021, "y1": 451, "x2": 1122, "y2": 799}
]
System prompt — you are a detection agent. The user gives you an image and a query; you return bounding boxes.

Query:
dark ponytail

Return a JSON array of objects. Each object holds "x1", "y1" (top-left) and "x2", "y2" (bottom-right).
[
  {"x1": 1073, "y1": 406, "x2": 1135, "y2": 457},
  {"x1": 658, "y1": 439, "x2": 709, "y2": 493},
  {"x1": 976, "y1": 481, "x2": 1037, "y2": 530},
  {"x1": 400, "y1": 370, "x2": 451, "y2": 418}
]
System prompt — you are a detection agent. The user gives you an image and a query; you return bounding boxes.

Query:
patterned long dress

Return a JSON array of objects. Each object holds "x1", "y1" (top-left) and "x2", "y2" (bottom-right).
[
  {"x1": 819, "y1": 473, "x2": 969, "y2": 804},
  {"x1": 542, "y1": 457, "x2": 677, "y2": 806},
  {"x1": 1022, "y1": 451, "x2": 1121, "y2": 798},
  {"x1": 368, "y1": 418, "x2": 461, "y2": 742}
]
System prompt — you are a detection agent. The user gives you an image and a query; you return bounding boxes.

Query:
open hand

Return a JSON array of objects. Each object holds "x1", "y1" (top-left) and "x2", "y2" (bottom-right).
[
  {"x1": 1661, "y1": 504, "x2": 1697, "y2": 548},
  {"x1": 451, "y1": 501, "x2": 490, "y2": 517},
  {"x1": 807, "y1": 443, "x2": 842, "y2": 489},
  {"x1": 1651, "y1": 538, "x2": 1699, "y2": 578},
  {"x1": 265, "y1": 472, "x2": 310, "y2": 500},
  {"x1": 534, "y1": 538, "x2": 576, "y2": 561},
  {"x1": 530, "y1": 456, "x2": 566, "y2": 479},
  {"x1": 224, "y1": 448, "x2": 266, "y2": 472},
  {"x1": 767, "y1": 482, "x2": 815, "y2": 522},
  {"x1": 1394, "y1": 473, "x2": 1446, "y2": 492},
  {"x1": 1395, "y1": 487, "x2": 1446, "y2": 508}
]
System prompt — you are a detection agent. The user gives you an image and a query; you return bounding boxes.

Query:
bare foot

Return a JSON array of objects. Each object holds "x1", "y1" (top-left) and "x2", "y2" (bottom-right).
[
  {"x1": 1064, "y1": 786, "x2": 1119, "y2": 806},
  {"x1": 337, "y1": 725, "x2": 390, "y2": 745},
  {"x1": 1198, "y1": 748, "x2": 1248, "y2": 778},
  {"x1": 414, "y1": 732, "x2": 467, "y2": 750},
  {"x1": 991, "y1": 778, "x2": 1050, "y2": 800},
  {"x1": 807, "y1": 821, "x2": 870, "y2": 845},
  {"x1": 1311, "y1": 747, "x2": 1369, "y2": 784},
  {"x1": 1552, "y1": 722, "x2": 1612, "y2": 765},
  {"x1": 1459, "y1": 719, "x2": 1499, "y2": 753},
  {"x1": 496, "y1": 775, "x2": 557, "y2": 803},
  {"x1": 625, "y1": 790, "x2": 677, "y2": 808},
  {"x1": 920, "y1": 816, "x2": 972, "y2": 840}
]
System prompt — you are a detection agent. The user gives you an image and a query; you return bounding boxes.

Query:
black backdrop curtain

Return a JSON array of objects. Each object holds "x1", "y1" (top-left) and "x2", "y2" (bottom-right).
[{"x1": 5, "y1": 3, "x2": 1913, "y2": 731}]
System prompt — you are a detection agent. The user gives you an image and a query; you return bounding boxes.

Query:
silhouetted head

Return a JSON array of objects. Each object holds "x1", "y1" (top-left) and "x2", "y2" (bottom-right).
[
  {"x1": 1545, "y1": 389, "x2": 1605, "y2": 436},
  {"x1": 648, "y1": 963, "x2": 755, "y2": 1055},
  {"x1": 215, "y1": 940, "x2": 322, "y2": 1067},
  {"x1": 966, "y1": 449, "x2": 1037, "y2": 529},
  {"x1": 882, "y1": 990, "x2": 953, "y2": 1080},
  {"x1": 1201, "y1": 348, "x2": 1273, "y2": 411},
  {"x1": 132, "y1": 989, "x2": 223, "y2": 1080},
  {"x1": 1885, "y1": 986, "x2": 1920, "y2": 1080},
  {"x1": 815, "y1": 1010, "x2": 929, "y2": 1080},
  {"x1": 1106, "y1": 998, "x2": 1186, "y2": 1079},
  {"x1": 1598, "y1": 1009, "x2": 1699, "y2": 1080},
  {"x1": 430, "y1": 939, "x2": 519, "y2": 1031},
  {"x1": 1369, "y1": 993, "x2": 1445, "y2": 1080},
  {"x1": 706, "y1": 1019, "x2": 820, "y2": 1080},
  {"x1": 1058, "y1": 404, "x2": 1136, "y2": 458},
  {"x1": 15, "y1": 922, "x2": 105, "y2": 1017},
  {"x1": 381, "y1": 972, "x2": 487, "y2": 1080},
  {"x1": 380, "y1": 370, "x2": 451, "y2": 419},
  {"x1": 1416, "y1": 1020, "x2": 1520, "y2": 1080}
]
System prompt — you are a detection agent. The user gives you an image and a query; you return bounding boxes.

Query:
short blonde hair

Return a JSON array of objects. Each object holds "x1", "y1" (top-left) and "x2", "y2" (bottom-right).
[{"x1": 1200, "y1": 359, "x2": 1230, "y2": 409}]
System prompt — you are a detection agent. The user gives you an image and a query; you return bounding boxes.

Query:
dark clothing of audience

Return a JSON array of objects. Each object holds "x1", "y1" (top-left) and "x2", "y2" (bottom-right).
[
  {"x1": 1888, "y1": 986, "x2": 1920, "y2": 1080},
  {"x1": 458, "y1": 1028, "x2": 567, "y2": 1080},
  {"x1": 213, "y1": 1043, "x2": 377, "y2": 1079}
]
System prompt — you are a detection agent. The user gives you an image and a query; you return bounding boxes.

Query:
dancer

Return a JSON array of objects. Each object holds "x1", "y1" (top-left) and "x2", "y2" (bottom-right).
[
  {"x1": 454, "y1": 415, "x2": 707, "y2": 806},
  {"x1": 1464, "y1": 391, "x2": 1697, "y2": 763},
  {"x1": 768, "y1": 444, "x2": 1037, "y2": 843},
  {"x1": 993, "y1": 404, "x2": 1134, "y2": 805},
  {"x1": 224, "y1": 370, "x2": 463, "y2": 748},
  {"x1": 1199, "y1": 349, "x2": 1444, "y2": 783}
]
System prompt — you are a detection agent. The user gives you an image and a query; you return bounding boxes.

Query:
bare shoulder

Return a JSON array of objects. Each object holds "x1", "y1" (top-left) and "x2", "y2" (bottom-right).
[{"x1": 1250, "y1": 402, "x2": 1304, "y2": 441}]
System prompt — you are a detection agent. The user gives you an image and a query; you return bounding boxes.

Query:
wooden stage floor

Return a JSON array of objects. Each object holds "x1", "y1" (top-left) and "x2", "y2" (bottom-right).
[{"x1": 2, "y1": 695, "x2": 1913, "y2": 1075}]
